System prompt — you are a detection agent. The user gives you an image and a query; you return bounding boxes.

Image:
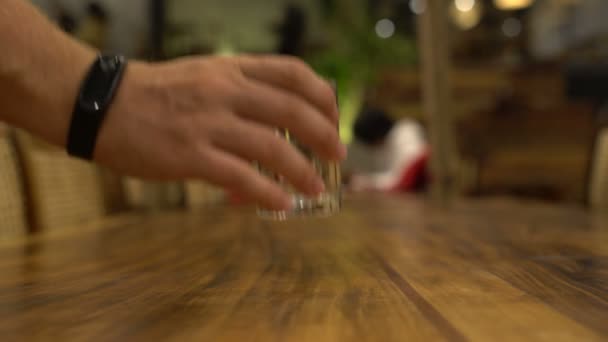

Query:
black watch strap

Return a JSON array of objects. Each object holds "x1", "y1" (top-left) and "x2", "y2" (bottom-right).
[{"x1": 67, "y1": 54, "x2": 127, "y2": 160}]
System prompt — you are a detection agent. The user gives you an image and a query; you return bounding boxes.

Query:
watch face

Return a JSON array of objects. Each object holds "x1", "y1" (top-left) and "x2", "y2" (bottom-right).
[{"x1": 79, "y1": 56, "x2": 125, "y2": 112}]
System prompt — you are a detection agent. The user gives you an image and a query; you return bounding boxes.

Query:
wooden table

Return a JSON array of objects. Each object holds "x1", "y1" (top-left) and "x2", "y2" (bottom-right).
[{"x1": 1, "y1": 195, "x2": 607, "y2": 341}]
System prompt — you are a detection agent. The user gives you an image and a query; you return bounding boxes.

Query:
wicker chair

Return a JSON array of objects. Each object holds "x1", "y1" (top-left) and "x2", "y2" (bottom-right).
[
  {"x1": 589, "y1": 127, "x2": 608, "y2": 212},
  {"x1": 0, "y1": 124, "x2": 28, "y2": 239},
  {"x1": 123, "y1": 178, "x2": 184, "y2": 210},
  {"x1": 184, "y1": 181, "x2": 225, "y2": 209},
  {"x1": 16, "y1": 132, "x2": 107, "y2": 232}
]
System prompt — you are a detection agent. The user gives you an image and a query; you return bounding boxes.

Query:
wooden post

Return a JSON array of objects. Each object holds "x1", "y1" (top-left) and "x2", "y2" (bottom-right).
[{"x1": 418, "y1": 0, "x2": 458, "y2": 205}]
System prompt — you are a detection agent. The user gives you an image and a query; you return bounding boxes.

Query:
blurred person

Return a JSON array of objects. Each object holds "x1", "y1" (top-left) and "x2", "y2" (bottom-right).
[
  {"x1": 343, "y1": 107, "x2": 428, "y2": 193},
  {"x1": 0, "y1": 0, "x2": 345, "y2": 211}
]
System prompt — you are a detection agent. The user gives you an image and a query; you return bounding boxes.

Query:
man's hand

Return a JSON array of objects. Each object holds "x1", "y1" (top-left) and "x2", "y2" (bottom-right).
[
  {"x1": 95, "y1": 55, "x2": 346, "y2": 210},
  {"x1": 0, "y1": 1, "x2": 344, "y2": 210}
]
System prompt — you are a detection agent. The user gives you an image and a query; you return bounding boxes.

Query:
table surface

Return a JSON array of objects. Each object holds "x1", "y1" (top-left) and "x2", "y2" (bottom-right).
[{"x1": 1, "y1": 195, "x2": 607, "y2": 341}]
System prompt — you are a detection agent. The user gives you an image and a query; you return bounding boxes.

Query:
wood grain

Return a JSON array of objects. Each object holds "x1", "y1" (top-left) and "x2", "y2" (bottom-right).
[{"x1": 0, "y1": 195, "x2": 607, "y2": 341}]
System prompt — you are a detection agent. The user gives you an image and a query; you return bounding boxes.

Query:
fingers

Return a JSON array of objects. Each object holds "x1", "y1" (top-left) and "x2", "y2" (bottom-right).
[
  {"x1": 211, "y1": 117, "x2": 325, "y2": 197},
  {"x1": 198, "y1": 147, "x2": 292, "y2": 210},
  {"x1": 237, "y1": 55, "x2": 339, "y2": 125},
  {"x1": 233, "y1": 79, "x2": 346, "y2": 161}
]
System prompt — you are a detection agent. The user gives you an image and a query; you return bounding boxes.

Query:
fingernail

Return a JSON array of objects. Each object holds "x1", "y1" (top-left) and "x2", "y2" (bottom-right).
[{"x1": 311, "y1": 178, "x2": 326, "y2": 194}]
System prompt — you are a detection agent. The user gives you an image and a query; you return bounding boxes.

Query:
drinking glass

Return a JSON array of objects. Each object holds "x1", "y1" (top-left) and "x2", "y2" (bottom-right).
[{"x1": 256, "y1": 87, "x2": 341, "y2": 220}]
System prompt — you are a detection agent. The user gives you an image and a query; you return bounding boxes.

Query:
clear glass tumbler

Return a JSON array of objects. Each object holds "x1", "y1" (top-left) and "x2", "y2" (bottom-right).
[
  {"x1": 256, "y1": 132, "x2": 341, "y2": 220},
  {"x1": 256, "y1": 85, "x2": 341, "y2": 220}
]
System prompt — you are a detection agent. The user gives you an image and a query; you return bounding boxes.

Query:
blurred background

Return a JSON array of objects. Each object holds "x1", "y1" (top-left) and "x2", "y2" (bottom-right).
[{"x1": 2, "y1": 0, "x2": 607, "y2": 237}]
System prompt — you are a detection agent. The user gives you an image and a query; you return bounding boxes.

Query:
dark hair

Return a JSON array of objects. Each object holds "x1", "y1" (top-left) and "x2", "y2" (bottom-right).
[
  {"x1": 87, "y1": 3, "x2": 108, "y2": 21},
  {"x1": 353, "y1": 108, "x2": 395, "y2": 145}
]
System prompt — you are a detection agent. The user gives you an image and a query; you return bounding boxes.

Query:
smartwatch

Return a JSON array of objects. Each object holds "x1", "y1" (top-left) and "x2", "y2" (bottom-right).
[{"x1": 66, "y1": 54, "x2": 127, "y2": 160}]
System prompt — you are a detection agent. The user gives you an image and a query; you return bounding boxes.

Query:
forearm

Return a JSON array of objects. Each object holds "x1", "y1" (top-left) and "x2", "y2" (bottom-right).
[{"x1": 0, "y1": 0, "x2": 96, "y2": 147}]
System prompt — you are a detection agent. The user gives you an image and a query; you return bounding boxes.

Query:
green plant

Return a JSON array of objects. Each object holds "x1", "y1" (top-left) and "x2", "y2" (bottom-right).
[{"x1": 305, "y1": 2, "x2": 417, "y2": 142}]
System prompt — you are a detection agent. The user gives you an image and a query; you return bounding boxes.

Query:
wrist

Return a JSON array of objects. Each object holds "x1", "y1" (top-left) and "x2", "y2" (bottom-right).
[{"x1": 92, "y1": 61, "x2": 155, "y2": 165}]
